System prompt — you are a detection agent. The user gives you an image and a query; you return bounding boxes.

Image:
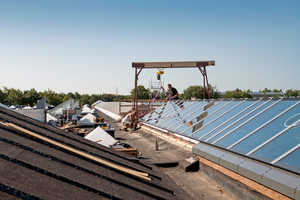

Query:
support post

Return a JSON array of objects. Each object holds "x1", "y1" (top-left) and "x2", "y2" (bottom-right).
[
  {"x1": 204, "y1": 67, "x2": 211, "y2": 99},
  {"x1": 198, "y1": 66, "x2": 211, "y2": 100},
  {"x1": 134, "y1": 67, "x2": 138, "y2": 119},
  {"x1": 155, "y1": 139, "x2": 159, "y2": 150},
  {"x1": 133, "y1": 67, "x2": 144, "y2": 122}
]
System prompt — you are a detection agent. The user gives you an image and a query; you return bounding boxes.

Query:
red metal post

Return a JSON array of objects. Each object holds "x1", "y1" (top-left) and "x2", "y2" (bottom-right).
[
  {"x1": 204, "y1": 67, "x2": 211, "y2": 99},
  {"x1": 198, "y1": 67, "x2": 211, "y2": 100},
  {"x1": 134, "y1": 67, "x2": 138, "y2": 120},
  {"x1": 133, "y1": 67, "x2": 144, "y2": 122}
]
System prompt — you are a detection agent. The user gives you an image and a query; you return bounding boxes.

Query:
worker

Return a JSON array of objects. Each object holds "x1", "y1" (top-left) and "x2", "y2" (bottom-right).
[
  {"x1": 122, "y1": 110, "x2": 136, "y2": 132},
  {"x1": 165, "y1": 84, "x2": 184, "y2": 109},
  {"x1": 165, "y1": 84, "x2": 179, "y2": 100}
]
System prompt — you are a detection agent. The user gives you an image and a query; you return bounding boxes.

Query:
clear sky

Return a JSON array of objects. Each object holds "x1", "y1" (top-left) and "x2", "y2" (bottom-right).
[{"x1": 0, "y1": 0, "x2": 299, "y2": 95}]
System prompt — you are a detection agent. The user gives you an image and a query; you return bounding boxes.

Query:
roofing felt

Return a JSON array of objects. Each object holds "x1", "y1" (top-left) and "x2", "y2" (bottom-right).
[{"x1": 0, "y1": 107, "x2": 190, "y2": 200}]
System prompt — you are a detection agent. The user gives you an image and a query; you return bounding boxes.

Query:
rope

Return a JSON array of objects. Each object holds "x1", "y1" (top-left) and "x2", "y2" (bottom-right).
[
  {"x1": 138, "y1": 86, "x2": 184, "y2": 125},
  {"x1": 284, "y1": 113, "x2": 300, "y2": 128},
  {"x1": 138, "y1": 86, "x2": 164, "y2": 119}
]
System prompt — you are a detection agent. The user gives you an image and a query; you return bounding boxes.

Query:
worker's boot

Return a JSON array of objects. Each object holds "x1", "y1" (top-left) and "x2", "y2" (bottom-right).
[{"x1": 133, "y1": 123, "x2": 141, "y2": 130}]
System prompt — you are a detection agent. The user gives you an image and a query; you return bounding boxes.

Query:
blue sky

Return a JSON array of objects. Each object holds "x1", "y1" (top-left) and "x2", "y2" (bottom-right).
[{"x1": 0, "y1": 0, "x2": 299, "y2": 95}]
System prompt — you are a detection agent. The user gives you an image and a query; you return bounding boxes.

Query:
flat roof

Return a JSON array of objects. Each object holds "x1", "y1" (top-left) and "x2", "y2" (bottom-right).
[{"x1": 132, "y1": 61, "x2": 215, "y2": 69}]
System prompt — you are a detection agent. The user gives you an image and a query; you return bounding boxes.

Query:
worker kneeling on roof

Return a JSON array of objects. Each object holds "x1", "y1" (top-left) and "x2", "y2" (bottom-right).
[
  {"x1": 165, "y1": 84, "x2": 179, "y2": 100},
  {"x1": 122, "y1": 110, "x2": 136, "y2": 132},
  {"x1": 165, "y1": 84, "x2": 184, "y2": 109}
]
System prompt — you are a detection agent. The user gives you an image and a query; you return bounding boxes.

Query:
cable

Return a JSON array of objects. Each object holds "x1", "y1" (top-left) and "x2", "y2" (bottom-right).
[{"x1": 284, "y1": 113, "x2": 300, "y2": 128}]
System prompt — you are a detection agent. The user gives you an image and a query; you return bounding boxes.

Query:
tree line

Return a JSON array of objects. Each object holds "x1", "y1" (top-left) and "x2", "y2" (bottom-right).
[
  {"x1": 0, "y1": 87, "x2": 128, "y2": 107},
  {"x1": 0, "y1": 86, "x2": 299, "y2": 107}
]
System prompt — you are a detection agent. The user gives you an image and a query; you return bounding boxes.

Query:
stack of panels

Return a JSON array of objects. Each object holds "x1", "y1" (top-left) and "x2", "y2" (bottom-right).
[{"x1": 0, "y1": 107, "x2": 190, "y2": 200}]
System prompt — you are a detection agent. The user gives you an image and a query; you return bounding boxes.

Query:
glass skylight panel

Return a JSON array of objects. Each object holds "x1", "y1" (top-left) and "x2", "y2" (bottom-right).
[
  {"x1": 188, "y1": 100, "x2": 247, "y2": 138},
  {"x1": 229, "y1": 100, "x2": 299, "y2": 155},
  {"x1": 169, "y1": 100, "x2": 225, "y2": 133},
  {"x1": 142, "y1": 102, "x2": 174, "y2": 124},
  {"x1": 166, "y1": 101, "x2": 208, "y2": 131},
  {"x1": 198, "y1": 100, "x2": 259, "y2": 141},
  {"x1": 179, "y1": 100, "x2": 239, "y2": 136},
  {"x1": 141, "y1": 102, "x2": 167, "y2": 120},
  {"x1": 48, "y1": 99, "x2": 73, "y2": 117},
  {"x1": 161, "y1": 101, "x2": 203, "y2": 128},
  {"x1": 156, "y1": 101, "x2": 197, "y2": 128},
  {"x1": 212, "y1": 99, "x2": 276, "y2": 147},
  {"x1": 154, "y1": 100, "x2": 192, "y2": 126},
  {"x1": 247, "y1": 103, "x2": 300, "y2": 162},
  {"x1": 275, "y1": 147, "x2": 300, "y2": 174},
  {"x1": 151, "y1": 100, "x2": 186, "y2": 125}
]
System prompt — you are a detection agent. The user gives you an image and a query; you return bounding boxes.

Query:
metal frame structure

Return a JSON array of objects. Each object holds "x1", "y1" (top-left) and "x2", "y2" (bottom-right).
[{"x1": 132, "y1": 61, "x2": 215, "y2": 120}]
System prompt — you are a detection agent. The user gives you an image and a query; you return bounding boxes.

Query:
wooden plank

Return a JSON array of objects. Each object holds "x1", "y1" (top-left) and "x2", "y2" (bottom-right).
[
  {"x1": 114, "y1": 148, "x2": 139, "y2": 158},
  {"x1": 61, "y1": 122, "x2": 73, "y2": 130}
]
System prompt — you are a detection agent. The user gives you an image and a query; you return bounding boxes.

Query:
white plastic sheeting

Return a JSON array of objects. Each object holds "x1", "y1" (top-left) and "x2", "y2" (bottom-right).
[
  {"x1": 46, "y1": 113, "x2": 58, "y2": 123},
  {"x1": 84, "y1": 126, "x2": 117, "y2": 147},
  {"x1": 78, "y1": 113, "x2": 95, "y2": 125},
  {"x1": 81, "y1": 106, "x2": 91, "y2": 115},
  {"x1": 22, "y1": 106, "x2": 33, "y2": 110}
]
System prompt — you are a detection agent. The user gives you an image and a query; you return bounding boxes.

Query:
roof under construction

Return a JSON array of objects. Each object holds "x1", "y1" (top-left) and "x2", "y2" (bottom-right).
[{"x1": 0, "y1": 106, "x2": 190, "y2": 200}]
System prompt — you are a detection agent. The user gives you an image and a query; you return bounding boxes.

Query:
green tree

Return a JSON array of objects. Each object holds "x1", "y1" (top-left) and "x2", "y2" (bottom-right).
[
  {"x1": 66, "y1": 92, "x2": 75, "y2": 99},
  {"x1": 150, "y1": 89, "x2": 166, "y2": 99},
  {"x1": 260, "y1": 88, "x2": 272, "y2": 93},
  {"x1": 180, "y1": 84, "x2": 219, "y2": 100},
  {"x1": 62, "y1": 95, "x2": 71, "y2": 102},
  {"x1": 0, "y1": 87, "x2": 7, "y2": 104},
  {"x1": 130, "y1": 85, "x2": 150, "y2": 99},
  {"x1": 80, "y1": 94, "x2": 92, "y2": 105},
  {"x1": 6, "y1": 88, "x2": 23, "y2": 105},
  {"x1": 90, "y1": 94, "x2": 102, "y2": 103},
  {"x1": 101, "y1": 93, "x2": 115, "y2": 102},
  {"x1": 74, "y1": 92, "x2": 81, "y2": 101},
  {"x1": 223, "y1": 90, "x2": 252, "y2": 98},
  {"x1": 43, "y1": 89, "x2": 62, "y2": 106},
  {"x1": 23, "y1": 88, "x2": 40, "y2": 106},
  {"x1": 272, "y1": 89, "x2": 282, "y2": 92},
  {"x1": 285, "y1": 88, "x2": 300, "y2": 97}
]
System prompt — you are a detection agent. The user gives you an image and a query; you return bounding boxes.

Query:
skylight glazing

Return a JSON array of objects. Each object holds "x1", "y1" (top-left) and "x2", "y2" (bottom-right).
[{"x1": 141, "y1": 97, "x2": 300, "y2": 176}]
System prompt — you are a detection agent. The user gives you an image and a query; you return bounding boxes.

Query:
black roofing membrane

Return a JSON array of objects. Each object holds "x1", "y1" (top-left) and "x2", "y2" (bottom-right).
[{"x1": 0, "y1": 107, "x2": 190, "y2": 200}]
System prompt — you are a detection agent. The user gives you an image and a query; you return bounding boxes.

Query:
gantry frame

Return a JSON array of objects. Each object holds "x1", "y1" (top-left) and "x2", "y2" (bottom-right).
[{"x1": 132, "y1": 61, "x2": 215, "y2": 120}]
